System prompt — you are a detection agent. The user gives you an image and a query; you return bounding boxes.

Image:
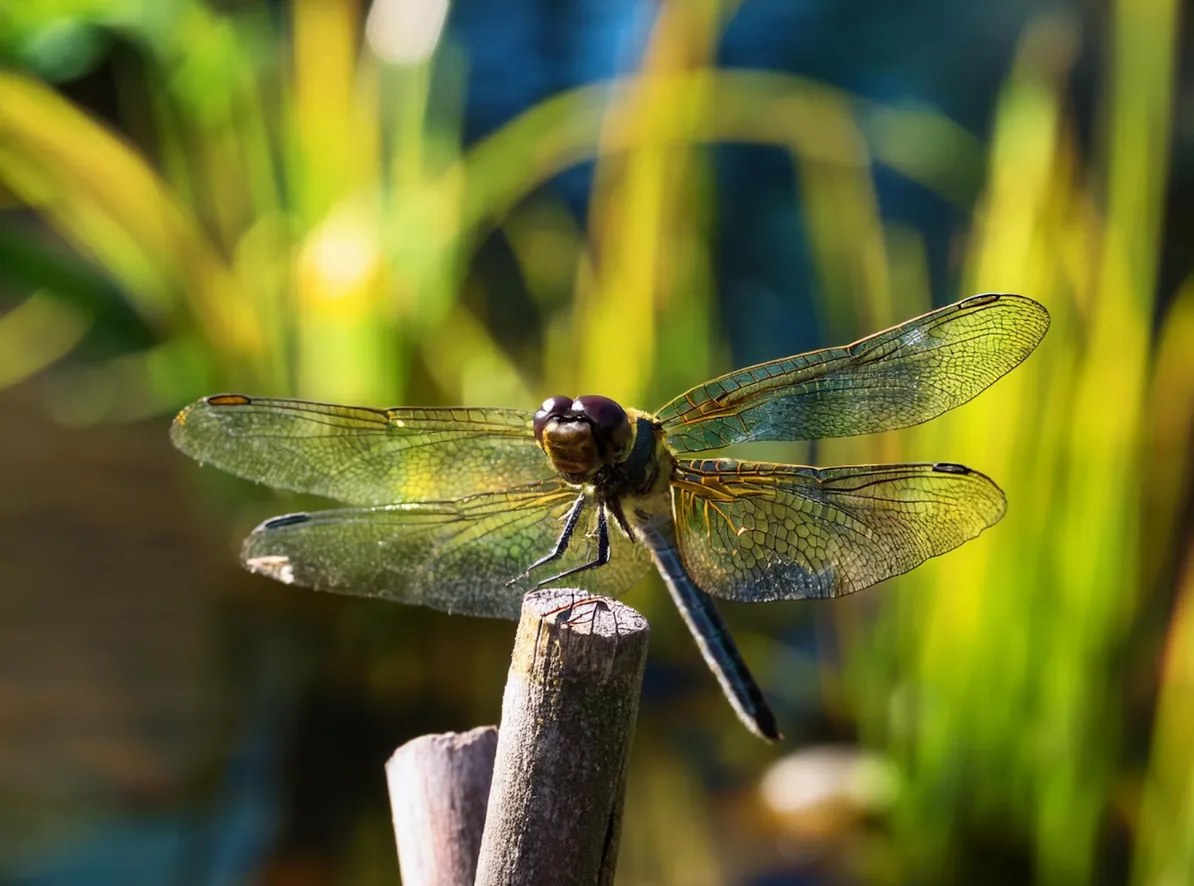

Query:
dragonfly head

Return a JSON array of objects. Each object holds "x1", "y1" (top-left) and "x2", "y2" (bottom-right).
[{"x1": 534, "y1": 394, "x2": 633, "y2": 479}]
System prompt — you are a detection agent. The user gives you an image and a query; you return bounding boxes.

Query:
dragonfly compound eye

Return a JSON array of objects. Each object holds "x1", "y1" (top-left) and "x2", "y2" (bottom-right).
[
  {"x1": 573, "y1": 395, "x2": 632, "y2": 461},
  {"x1": 533, "y1": 395, "x2": 575, "y2": 445}
]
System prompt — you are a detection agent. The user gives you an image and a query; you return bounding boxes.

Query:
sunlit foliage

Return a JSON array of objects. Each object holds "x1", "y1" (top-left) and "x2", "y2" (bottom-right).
[{"x1": 0, "y1": 0, "x2": 1189, "y2": 883}]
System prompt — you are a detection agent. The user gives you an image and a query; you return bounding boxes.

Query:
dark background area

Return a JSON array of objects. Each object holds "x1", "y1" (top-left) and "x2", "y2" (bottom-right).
[{"x1": 1, "y1": 1, "x2": 1192, "y2": 883}]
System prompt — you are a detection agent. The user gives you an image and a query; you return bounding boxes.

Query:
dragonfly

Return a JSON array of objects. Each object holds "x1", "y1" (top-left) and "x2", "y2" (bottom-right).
[{"x1": 171, "y1": 293, "x2": 1049, "y2": 740}]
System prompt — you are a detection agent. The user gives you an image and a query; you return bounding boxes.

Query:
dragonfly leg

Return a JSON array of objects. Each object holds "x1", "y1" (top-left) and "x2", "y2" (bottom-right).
[
  {"x1": 606, "y1": 497, "x2": 635, "y2": 540},
  {"x1": 507, "y1": 493, "x2": 587, "y2": 586},
  {"x1": 529, "y1": 505, "x2": 611, "y2": 589}
]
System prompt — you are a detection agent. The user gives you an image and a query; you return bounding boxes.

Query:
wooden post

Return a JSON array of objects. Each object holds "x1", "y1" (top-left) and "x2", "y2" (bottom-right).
[
  {"x1": 474, "y1": 589, "x2": 649, "y2": 886},
  {"x1": 386, "y1": 726, "x2": 498, "y2": 886}
]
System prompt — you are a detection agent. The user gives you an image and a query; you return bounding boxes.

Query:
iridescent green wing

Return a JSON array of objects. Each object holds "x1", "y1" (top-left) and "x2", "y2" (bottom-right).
[
  {"x1": 671, "y1": 459, "x2": 1006, "y2": 601},
  {"x1": 241, "y1": 480, "x2": 654, "y2": 619},
  {"x1": 657, "y1": 294, "x2": 1049, "y2": 452},
  {"x1": 171, "y1": 395, "x2": 553, "y2": 505}
]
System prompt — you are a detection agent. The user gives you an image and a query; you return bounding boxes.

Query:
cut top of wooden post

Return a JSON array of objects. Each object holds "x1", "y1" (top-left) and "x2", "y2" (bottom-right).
[{"x1": 511, "y1": 587, "x2": 648, "y2": 674}]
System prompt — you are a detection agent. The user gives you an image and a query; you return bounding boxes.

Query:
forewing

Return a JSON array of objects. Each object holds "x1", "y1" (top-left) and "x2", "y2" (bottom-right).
[
  {"x1": 241, "y1": 480, "x2": 654, "y2": 619},
  {"x1": 171, "y1": 395, "x2": 553, "y2": 505},
  {"x1": 672, "y1": 459, "x2": 1006, "y2": 601},
  {"x1": 657, "y1": 293, "x2": 1049, "y2": 452}
]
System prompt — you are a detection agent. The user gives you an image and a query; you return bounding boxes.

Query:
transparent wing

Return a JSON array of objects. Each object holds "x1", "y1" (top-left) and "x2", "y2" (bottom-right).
[
  {"x1": 672, "y1": 459, "x2": 1006, "y2": 601},
  {"x1": 241, "y1": 480, "x2": 654, "y2": 619},
  {"x1": 171, "y1": 394, "x2": 554, "y2": 505},
  {"x1": 657, "y1": 293, "x2": 1049, "y2": 452}
]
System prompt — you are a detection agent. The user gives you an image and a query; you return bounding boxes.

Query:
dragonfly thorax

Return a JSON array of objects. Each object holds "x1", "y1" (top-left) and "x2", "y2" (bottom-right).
[{"x1": 534, "y1": 394, "x2": 633, "y2": 481}]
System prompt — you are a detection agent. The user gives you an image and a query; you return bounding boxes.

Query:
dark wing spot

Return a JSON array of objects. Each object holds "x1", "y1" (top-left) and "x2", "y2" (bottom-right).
[
  {"x1": 206, "y1": 394, "x2": 253, "y2": 406},
  {"x1": 261, "y1": 512, "x2": 311, "y2": 529},
  {"x1": 932, "y1": 462, "x2": 971, "y2": 475},
  {"x1": 958, "y1": 292, "x2": 1004, "y2": 308}
]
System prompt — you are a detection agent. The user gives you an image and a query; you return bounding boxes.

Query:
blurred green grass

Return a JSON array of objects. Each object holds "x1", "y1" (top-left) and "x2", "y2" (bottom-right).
[{"x1": 0, "y1": 0, "x2": 1191, "y2": 884}]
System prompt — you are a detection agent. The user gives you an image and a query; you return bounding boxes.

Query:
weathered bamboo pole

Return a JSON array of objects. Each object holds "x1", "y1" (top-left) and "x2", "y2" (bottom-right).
[
  {"x1": 474, "y1": 588, "x2": 649, "y2": 886},
  {"x1": 386, "y1": 726, "x2": 498, "y2": 886}
]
